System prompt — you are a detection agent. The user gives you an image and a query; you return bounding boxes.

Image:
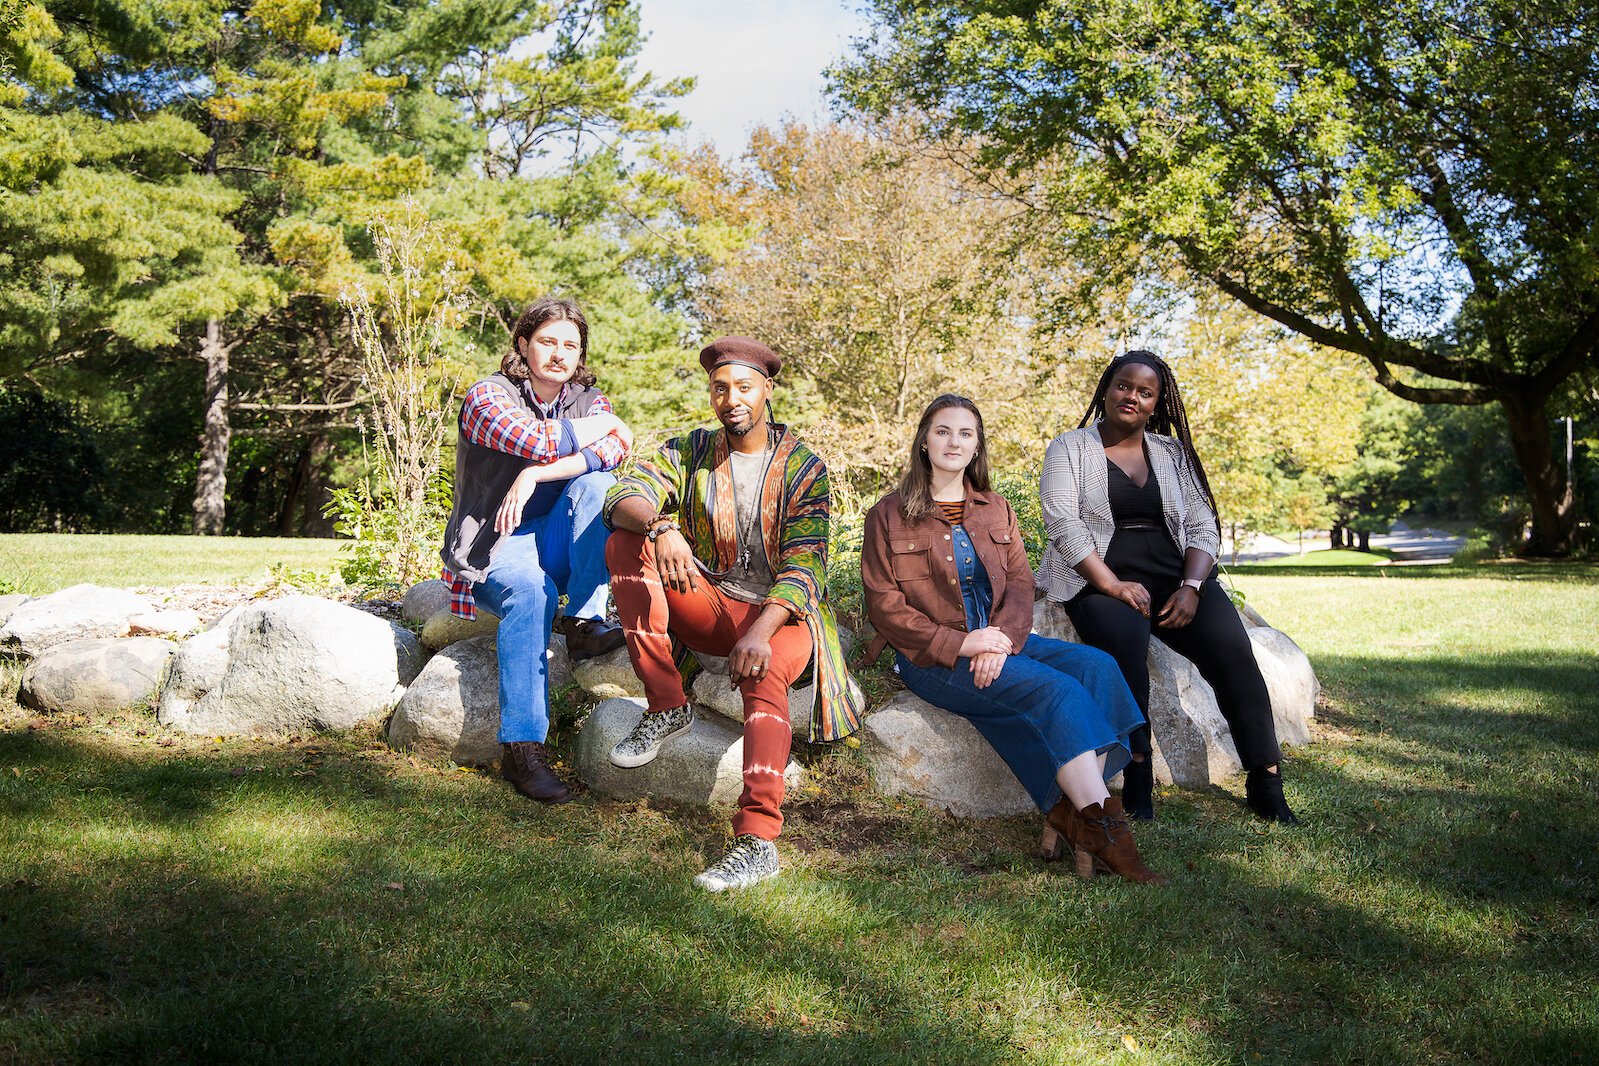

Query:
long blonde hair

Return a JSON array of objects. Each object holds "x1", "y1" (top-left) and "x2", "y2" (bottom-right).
[{"x1": 897, "y1": 394, "x2": 990, "y2": 522}]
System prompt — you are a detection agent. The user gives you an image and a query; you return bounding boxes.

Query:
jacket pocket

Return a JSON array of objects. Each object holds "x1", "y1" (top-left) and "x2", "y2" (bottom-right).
[{"x1": 889, "y1": 535, "x2": 933, "y2": 581}]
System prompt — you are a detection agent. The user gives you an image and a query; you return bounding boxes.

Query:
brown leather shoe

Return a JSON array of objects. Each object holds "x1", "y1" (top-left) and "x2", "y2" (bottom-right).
[
  {"x1": 557, "y1": 616, "x2": 626, "y2": 661},
  {"x1": 1061, "y1": 796, "x2": 1169, "y2": 886},
  {"x1": 501, "y1": 741, "x2": 572, "y2": 804}
]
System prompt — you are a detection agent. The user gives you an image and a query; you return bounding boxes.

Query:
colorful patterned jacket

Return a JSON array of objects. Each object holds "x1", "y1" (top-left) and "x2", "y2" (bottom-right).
[{"x1": 602, "y1": 423, "x2": 864, "y2": 743}]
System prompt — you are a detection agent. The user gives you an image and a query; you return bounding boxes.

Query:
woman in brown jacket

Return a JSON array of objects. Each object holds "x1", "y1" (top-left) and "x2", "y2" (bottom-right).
[{"x1": 861, "y1": 395, "x2": 1165, "y2": 885}]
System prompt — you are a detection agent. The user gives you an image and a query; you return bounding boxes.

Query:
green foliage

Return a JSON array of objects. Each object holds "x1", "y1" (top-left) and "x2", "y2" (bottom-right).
[
  {"x1": 838, "y1": 0, "x2": 1599, "y2": 552},
  {"x1": 2, "y1": 0, "x2": 700, "y2": 539},
  {"x1": 1451, "y1": 533, "x2": 1502, "y2": 565},
  {"x1": 990, "y1": 466, "x2": 1045, "y2": 568},
  {"x1": 323, "y1": 476, "x2": 450, "y2": 596}
]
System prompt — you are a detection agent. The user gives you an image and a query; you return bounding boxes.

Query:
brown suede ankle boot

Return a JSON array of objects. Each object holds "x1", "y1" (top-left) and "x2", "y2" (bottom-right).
[
  {"x1": 1064, "y1": 796, "x2": 1169, "y2": 886},
  {"x1": 501, "y1": 741, "x2": 572, "y2": 804}
]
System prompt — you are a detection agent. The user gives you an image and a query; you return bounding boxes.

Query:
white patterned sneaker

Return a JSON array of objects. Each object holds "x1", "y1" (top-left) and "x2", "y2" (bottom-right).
[
  {"x1": 693, "y1": 834, "x2": 779, "y2": 892},
  {"x1": 608, "y1": 704, "x2": 693, "y2": 768}
]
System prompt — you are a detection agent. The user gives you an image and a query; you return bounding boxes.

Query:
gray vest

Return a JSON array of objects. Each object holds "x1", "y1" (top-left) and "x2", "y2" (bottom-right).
[{"x1": 440, "y1": 373, "x2": 604, "y2": 582}]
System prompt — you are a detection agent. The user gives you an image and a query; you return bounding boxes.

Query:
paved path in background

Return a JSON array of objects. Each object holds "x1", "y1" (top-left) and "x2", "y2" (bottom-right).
[{"x1": 1227, "y1": 529, "x2": 1466, "y2": 565}]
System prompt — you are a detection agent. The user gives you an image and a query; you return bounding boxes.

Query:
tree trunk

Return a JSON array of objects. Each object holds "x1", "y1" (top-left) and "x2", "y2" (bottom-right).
[
  {"x1": 276, "y1": 440, "x2": 312, "y2": 536},
  {"x1": 1357, "y1": 529, "x2": 1370, "y2": 552},
  {"x1": 301, "y1": 434, "x2": 335, "y2": 537},
  {"x1": 1500, "y1": 390, "x2": 1576, "y2": 555},
  {"x1": 1329, "y1": 523, "x2": 1345, "y2": 548},
  {"x1": 193, "y1": 318, "x2": 230, "y2": 535}
]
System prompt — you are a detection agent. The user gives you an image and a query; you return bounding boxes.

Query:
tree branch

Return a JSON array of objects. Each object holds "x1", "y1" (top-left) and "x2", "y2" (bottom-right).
[{"x1": 232, "y1": 396, "x2": 367, "y2": 412}]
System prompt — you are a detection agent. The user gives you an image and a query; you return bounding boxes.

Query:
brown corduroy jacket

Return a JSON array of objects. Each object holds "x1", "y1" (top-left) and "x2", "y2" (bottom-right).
[{"x1": 860, "y1": 488, "x2": 1035, "y2": 669}]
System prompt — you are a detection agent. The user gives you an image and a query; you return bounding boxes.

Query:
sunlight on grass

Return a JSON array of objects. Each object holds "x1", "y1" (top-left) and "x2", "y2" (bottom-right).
[{"x1": 0, "y1": 533, "x2": 345, "y2": 594}]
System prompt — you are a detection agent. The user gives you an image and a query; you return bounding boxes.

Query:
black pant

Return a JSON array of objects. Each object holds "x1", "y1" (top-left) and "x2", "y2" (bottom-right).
[{"x1": 1062, "y1": 578, "x2": 1284, "y2": 770}]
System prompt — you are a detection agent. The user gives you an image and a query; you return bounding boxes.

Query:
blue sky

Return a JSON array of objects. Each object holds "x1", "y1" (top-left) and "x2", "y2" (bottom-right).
[{"x1": 634, "y1": 1, "x2": 870, "y2": 151}]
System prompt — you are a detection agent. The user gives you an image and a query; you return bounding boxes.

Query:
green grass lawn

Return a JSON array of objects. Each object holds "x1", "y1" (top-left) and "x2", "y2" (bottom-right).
[
  {"x1": 1, "y1": 550, "x2": 1596, "y2": 1063},
  {"x1": 0, "y1": 534, "x2": 345, "y2": 594}
]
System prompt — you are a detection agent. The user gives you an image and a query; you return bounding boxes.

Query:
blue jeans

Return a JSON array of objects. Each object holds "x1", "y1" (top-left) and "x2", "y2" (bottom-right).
[
  {"x1": 473, "y1": 470, "x2": 615, "y2": 743},
  {"x1": 897, "y1": 634, "x2": 1145, "y2": 812}
]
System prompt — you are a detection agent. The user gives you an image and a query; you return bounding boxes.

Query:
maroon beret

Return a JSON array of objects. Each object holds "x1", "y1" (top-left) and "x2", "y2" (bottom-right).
[{"x1": 698, "y1": 336, "x2": 782, "y2": 378}]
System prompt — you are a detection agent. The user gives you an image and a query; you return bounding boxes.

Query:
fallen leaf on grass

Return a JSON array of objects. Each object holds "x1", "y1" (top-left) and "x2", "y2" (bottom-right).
[
  {"x1": 1122, "y1": 1034, "x2": 1141, "y2": 1052},
  {"x1": 384, "y1": 882, "x2": 404, "y2": 892}
]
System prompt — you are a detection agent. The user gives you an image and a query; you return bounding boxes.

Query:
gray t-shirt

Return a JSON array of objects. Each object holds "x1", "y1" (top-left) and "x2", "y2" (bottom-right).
[{"x1": 720, "y1": 448, "x2": 775, "y2": 604}]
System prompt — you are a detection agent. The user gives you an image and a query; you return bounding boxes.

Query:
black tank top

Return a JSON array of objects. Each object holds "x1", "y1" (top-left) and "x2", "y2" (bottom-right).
[{"x1": 1106, "y1": 459, "x2": 1164, "y2": 529}]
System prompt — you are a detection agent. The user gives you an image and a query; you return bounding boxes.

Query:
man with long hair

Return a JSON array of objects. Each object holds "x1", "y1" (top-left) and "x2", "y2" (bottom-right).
[
  {"x1": 602, "y1": 336, "x2": 863, "y2": 891},
  {"x1": 440, "y1": 297, "x2": 633, "y2": 804}
]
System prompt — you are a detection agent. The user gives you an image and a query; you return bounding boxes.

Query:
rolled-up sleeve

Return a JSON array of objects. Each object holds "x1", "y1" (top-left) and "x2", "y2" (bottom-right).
[{"x1": 1040, "y1": 438, "x2": 1096, "y2": 567}]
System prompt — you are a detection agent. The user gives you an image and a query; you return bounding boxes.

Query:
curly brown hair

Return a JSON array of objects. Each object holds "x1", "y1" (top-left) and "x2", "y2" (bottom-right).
[{"x1": 500, "y1": 297, "x2": 597, "y2": 389}]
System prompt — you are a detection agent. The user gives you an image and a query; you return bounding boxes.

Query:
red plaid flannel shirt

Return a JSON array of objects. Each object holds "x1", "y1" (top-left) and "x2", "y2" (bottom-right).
[{"x1": 443, "y1": 380, "x2": 625, "y2": 618}]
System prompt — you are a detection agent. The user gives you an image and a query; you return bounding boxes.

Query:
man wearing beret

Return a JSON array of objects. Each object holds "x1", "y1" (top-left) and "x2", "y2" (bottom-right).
[{"x1": 603, "y1": 337, "x2": 864, "y2": 891}]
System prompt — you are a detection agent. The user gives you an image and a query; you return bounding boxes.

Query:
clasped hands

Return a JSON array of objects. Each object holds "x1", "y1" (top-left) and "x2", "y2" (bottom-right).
[
  {"x1": 1109, "y1": 579, "x2": 1198, "y2": 628},
  {"x1": 958, "y1": 626, "x2": 1013, "y2": 689}
]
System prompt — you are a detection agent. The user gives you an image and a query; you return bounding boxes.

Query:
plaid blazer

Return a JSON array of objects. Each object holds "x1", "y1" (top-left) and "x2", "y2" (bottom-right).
[
  {"x1": 603, "y1": 423, "x2": 864, "y2": 743},
  {"x1": 1037, "y1": 426, "x2": 1222, "y2": 601}
]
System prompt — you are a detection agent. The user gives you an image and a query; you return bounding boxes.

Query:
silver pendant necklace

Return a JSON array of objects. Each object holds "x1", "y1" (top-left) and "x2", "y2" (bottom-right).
[{"x1": 728, "y1": 432, "x2": 776, "y2": 577}]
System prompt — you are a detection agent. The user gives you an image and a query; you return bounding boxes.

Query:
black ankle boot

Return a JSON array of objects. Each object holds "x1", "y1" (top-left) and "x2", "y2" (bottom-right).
[
  {"x1": 1245, "y1": 766, "x2": 1299, "y2": 825},
  {"x1": 502, "y1": 741, "x2": 573, "y2": 804},
  {"x1": 1121, "y1": 757, "x2": 1155, "y2": 820}
]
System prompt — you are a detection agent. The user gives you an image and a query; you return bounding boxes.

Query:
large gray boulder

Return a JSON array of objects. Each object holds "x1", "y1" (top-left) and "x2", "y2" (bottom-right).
[
  {"x1": 420, "y1": 607, "x2": 499, "y2": 650},
  {"x1": 19, "y1": 637, "x2": 175, "y2": 715},
  {"x1": 571, "y1": 646, "x2": 644, "y2": 699},
  {"x1": 156, "y1": 625, "x2": 233, "y2": 723},
  {"x1": 0, "y1": 584, "x2": 154, "y2": 659},
  {"x1": 389, "y1": 635, "x2": 502, "y2": 765},
  {"x1": 0, "y1": 594, "x2": 32, "y2": 628},
  {"x1": 1248, "y1": 626, "x2": 1318, "y2": 748},
  {"x1": 157, "y1": 595, "x2": 424, "y2": 736},
  {"x1": 861, "y1": 690, "x2": 1035, "y2": 817},
  {"x1": 402, "y1": 579, "x2": 452, "y2": 624},
  {"x1": 1142, "y1": 637, "x2": 1244, "y2": 786},
  {"x1": 573, "y1": 697, "x2": 805, "y2": 806}
]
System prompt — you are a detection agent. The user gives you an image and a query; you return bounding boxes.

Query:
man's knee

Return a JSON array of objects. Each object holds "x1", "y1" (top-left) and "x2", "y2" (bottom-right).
[
  {"x1": 566, "y1": 470, "x2": 617, "y2": 509},
  {"x1": 487, "y1": 566, "x2": 554, "y2": 611}
]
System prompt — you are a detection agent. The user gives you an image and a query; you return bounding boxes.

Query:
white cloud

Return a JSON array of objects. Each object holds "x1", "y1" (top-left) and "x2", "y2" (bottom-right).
[{"x1": 636, "y1": 0, "x2": 869, "y2": 151}]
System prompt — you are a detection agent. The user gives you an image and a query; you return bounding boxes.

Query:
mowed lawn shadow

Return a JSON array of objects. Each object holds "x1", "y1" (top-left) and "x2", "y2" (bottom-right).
[{"x1": 0, "y1": 728, "x2": 1024, "y2": 1064}]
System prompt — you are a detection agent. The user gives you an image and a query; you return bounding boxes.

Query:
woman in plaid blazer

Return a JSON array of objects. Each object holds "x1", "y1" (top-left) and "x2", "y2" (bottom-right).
[{"x1": 1038, "y1": 351, "x2": 1299, "y2": 825}]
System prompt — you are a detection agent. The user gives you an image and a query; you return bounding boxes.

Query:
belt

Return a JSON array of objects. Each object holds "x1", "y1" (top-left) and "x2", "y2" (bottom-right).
[{"x1": 1116, "y1": 521, "x2": 1165, "y2": 531}]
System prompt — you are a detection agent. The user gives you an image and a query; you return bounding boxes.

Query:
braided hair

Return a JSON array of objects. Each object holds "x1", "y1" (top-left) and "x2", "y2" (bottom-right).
[{"x1": 1077, "y1": 350, "x2": 1221, "y2": 532}]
